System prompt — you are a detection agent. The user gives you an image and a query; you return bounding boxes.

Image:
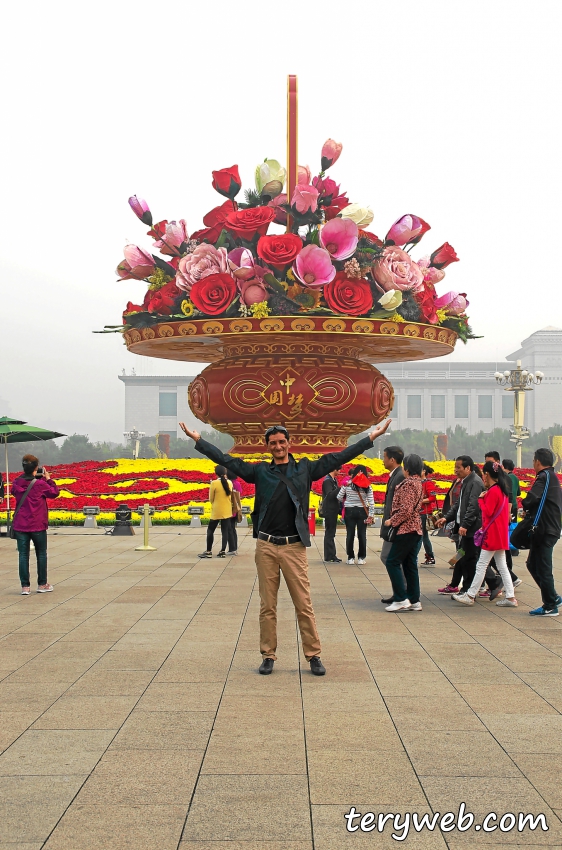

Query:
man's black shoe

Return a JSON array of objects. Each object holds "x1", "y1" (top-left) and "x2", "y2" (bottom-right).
[
  {"x1": 381, "y1": 596, "x2": 394, "y2": 604},
  {"x1": 325, "y1": 557, "x2": 342, "y2": 563},
  {"x1": 309, "y1": 657, "x2": 326, "y2": 676},
  {"x1": 259, "y1": 658, "x2": 274, "y2": 675}
]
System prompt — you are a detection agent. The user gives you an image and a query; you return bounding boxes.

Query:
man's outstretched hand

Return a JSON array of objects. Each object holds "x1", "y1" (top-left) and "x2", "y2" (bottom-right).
[
  {"x1": 368, "y1": 419, "x2": 392, "y2": 441},
  {"x1": 179, "y1": 423, "x2": 200, "y2": 442}
]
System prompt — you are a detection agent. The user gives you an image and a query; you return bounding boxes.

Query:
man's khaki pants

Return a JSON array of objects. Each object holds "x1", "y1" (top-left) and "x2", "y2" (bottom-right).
[{"x1": 255, "y1": 539, "x2": 321, "y2": 661}]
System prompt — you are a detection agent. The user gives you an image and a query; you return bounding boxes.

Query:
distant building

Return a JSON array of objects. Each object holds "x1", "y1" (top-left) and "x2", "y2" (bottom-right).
[
  {"x1": 385, "y1": 326, "x2": 562, "y2": 434},
  {"x1": 119, "y1": 327, "x2": 562, "y2": 438}
]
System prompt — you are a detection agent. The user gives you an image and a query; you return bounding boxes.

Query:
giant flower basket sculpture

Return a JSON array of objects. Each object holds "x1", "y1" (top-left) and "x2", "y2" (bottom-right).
[{"x1": 104, "y1": 140, "x2": 476, "y2": 453}]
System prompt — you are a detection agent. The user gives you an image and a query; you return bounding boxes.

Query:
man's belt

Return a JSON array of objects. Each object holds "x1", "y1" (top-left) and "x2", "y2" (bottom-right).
[{"x1": 258, "y1": 532, "x2": 301, "y2": 546}]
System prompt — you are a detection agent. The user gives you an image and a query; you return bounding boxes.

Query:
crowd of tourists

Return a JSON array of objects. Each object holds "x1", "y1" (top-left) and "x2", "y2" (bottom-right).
[{"x1": 4, "y1": 422, "x2": 562, "y2": 677}]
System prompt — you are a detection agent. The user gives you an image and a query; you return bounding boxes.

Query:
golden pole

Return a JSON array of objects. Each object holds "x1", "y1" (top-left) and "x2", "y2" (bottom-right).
[
  {"x1": 286, "y1": 75, "x2": 298, "y2": 232},
  {"x1": 135, "y1": 503, "x2": 156, "y2": 551}
]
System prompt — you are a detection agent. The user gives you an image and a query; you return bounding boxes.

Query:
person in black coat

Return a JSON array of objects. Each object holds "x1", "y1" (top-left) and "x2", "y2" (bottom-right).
[
  {"x1": 322, "y1": 468, "x2": 342, "y2": 563},
  {"x1": 380, "y1": 447, "x2": 405, "y2": 566},
  {"x1": 524, "y1": 448, "x2": 562, "y2": 616}
]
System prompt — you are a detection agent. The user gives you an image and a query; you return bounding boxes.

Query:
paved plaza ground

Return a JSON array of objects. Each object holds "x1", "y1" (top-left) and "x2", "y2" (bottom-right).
[{"x1": 1, "y1": 525, "x2": 562, "y2": 849}]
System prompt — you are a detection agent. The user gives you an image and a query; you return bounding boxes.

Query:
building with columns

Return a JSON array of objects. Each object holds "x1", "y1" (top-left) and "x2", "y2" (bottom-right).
[{"x1": 119, "y1": 327, "x2": 562, "y2": 438}]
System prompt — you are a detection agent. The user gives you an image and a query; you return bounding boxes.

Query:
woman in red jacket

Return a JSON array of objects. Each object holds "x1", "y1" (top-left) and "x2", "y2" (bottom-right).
[{"x1": 453, "y1": 460, "x2": 517, "y2": 607}]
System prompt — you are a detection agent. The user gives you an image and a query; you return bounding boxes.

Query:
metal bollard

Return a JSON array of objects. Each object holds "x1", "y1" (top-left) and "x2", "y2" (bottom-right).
[{"x1": 135, "y1": 504, "x2": 156, "y2": 551}]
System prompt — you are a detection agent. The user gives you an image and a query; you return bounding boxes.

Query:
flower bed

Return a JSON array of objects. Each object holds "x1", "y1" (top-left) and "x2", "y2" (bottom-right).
[{"x1": 2, "y1": 458, "x2": 555, "y2": 525}]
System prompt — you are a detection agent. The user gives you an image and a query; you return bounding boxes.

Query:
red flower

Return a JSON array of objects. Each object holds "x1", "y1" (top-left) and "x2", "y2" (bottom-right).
[
  {"x1": 414, "y1": 282, "x2": 439, "y2": 324},
  {"x1": 146, "y1": 281, "x2": 182, "y2": 315},
  {"x1": 191, "y1": 200, "x2": 235, "y2": 244},
  {"x1": 123, "y1": 301, "x2": 145, "y2": 318},
  {"x1": 257, "y1": 233, "x2": 302, "y2": 269},
  {"x1": 225, "y1": 206, "x2": 276, "y2": 241},
  {"x1": 313, "y1": 176, "x2": 349, "y2": 221},
  {"x1": 147, "y1": 220, "x2": 167, "y2": 240},
  {"x1": 323, "y1": 272, "x2": 373, "y2": 316},
  {"x1": 190, "y1": 273, "x2": 236, "y2": 316},
  {"x1": 359, "y1": 229, "x2": 384, "y2": 248},
  {"x1": 430, "y1": 242, "x2": 459, "y2": 270},
  {"x1": 212, "y1": 165, "x2": 241, "y2": 200}
]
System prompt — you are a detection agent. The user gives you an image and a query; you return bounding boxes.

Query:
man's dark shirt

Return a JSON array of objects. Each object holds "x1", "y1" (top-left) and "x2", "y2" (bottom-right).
[{"x1": 261, "y1": 464, "x2": 298, "y2": 537}]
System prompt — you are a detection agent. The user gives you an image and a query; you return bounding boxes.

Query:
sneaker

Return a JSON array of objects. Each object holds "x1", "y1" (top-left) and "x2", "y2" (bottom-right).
[
  {"x1": 513, "y1": 578, "x2": 523, "y2": 588},
  {"x1": 408, "y1": 601, "x2": 423, "y2": 611},
  {"x1": 452, "y1": 592, "x2": 474, "y2": 606},
  {"x1": 529, "y1": 606, "x2": 559, "y2": 617},
  {"x1": 216, "y1": 551, "x2": 226, "y2": 558},
  {"x1": 385, "y1": 599, "x2": 411, "y2": 612},
  {"x1": 37, "y1": 584, "x2": 54, "y2": 593},
  {"x1": 556, "y1": 595, "x2": 562, "y2": 606},
  {"x1": 438, "y1": 585, "x2": 459, "y2": 594},
  {"x1": 357, "y1": 558, "x2": 366, "y2": 565},
  {"x1": 325, "y1": 557, "x2": 342, "y2": 563},
  {"x1": 259, "y1": 658, "x2": 274, "y2": 674},
  {"x1": 490, "y1": 582, "x2": 504, "y2": 601},
  {"x1": 309, "y1": 657, "x2": 326, "y2": 676},
  {"x1": 496, "y1": 598, "x2": 518, "y2": 607},
  {"x1": 227, "y1": 550, "x2": 238, "y2": 556},
  {"x1": 198, "y1": 552, "x2": 212, "y2": 559},
  {"x1": 381, "y1": 596, "x2": 394, "y2": 604},
  {"x1": 346, "y1": 558, "x2": 355, "y2": 565},
  {"x1": 21, "y1": 586, "x2": 31, "y2": 595},
  {"x1": 478, "y1": 589, "x2": 491, "y2": 598},
  {"x1": 424, "y1": 555, "x2": 436, "y2": 565}
]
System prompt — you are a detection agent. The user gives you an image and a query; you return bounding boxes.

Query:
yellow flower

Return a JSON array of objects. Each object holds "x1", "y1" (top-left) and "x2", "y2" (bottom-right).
[
  {"x1": 388, "y1": 312, "x2": 405, "y2": 323},
  {"x1": 436, "y1": 308, "x2": 448, "y2": 323},
  {"x1": 180, "y1": 299, "x2": 195, "y2": 317},
  {"x1": 147, "y1": 267, "x2": 172, "y2": 291},
  {"x1": 250, "y1": 301, "x2": 271, "y2": 319}
]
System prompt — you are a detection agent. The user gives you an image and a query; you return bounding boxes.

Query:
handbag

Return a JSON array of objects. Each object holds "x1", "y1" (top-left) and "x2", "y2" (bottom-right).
[
  {"x1": 9, "y1": 479, "x2": 37, "y2": 539},
  {"x1": 230, "y1": 488, "x2": 243, "y2": 523},
  {"x1": 473, "y1": 497, "x2": 505, "y2": 548},
  {"x1": 510, "y1": 472, "x2": 550, "y2": 551}
]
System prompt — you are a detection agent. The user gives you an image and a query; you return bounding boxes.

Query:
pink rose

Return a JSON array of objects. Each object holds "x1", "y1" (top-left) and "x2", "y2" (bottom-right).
[
  {"x1": 372, "y1": 246, "x2": 424, "y2": 292},
  {"x1": 176, "y1": 244, "x2": 230, "y2": 293},
  {"x1": 238, "y1": 278, "x2": 268, "y2": 306},
  {"x1": 417, "y1": 256, "x2": 445, "y2": 285},
  {"x1": 268, "y1": 193, "x2": 287, "y2": 225},
  {"x1": 291, "y1": 184, "x2": 319, "y2": 214},
  {"x1": 152, "y1": 220, "x2": 189, "y2": 256},
  {"x1": 434, "y1": 291, "x2": 469, "y2": 315},
  {"x1": 298, "y1": 165, "x2": 311, "y2": 184}
]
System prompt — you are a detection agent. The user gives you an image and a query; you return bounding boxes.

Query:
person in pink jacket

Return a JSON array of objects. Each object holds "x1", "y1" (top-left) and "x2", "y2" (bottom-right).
[
  {"x1": 11, "y1": 454, "x2": 60, "y2": 595},
  {"x1": 453, "y1": 460, "x2": 517, "y2": 607}
]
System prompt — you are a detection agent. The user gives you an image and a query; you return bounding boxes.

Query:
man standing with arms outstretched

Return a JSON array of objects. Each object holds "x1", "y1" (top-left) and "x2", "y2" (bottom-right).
[{"x1": 180, "y1": 420, "x2": 391, "y2": 676}]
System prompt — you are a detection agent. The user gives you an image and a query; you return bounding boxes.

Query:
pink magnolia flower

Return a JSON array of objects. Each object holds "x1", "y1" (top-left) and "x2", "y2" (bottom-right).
[
  {"x1": 228, "y1": 248, "x2": 267, "y2": 282},
  {"x1": 293, "y1": 245, "x2": 336, "y2": 289},
  {"x1": 238, "y1": 278, "x2": 268, "y2": 306},
  {"x1": 320, "y1": 218, "x2": 358, "y2": 260},
  {"x1": 116, "y1": 245, "x2": 155, "y2": 280},
  {"x1": 434, "y1": 291, "x2": 469, "y2": 315},
  {"x1": 176, "y1": 243, "x2": 230, "y2": 292},
  {"x1": 291, "y1": 184, "x2": 319, "y2": 214},
  {"x1": 321, "y1": 139, "x2": 343, "y2": 170},
  {"x1": 153, "y1": 219, "x2": 189, "y2": 257},
  {"x1": 298, "y1": 165, "x2": 311, "y2": 184},
  {"x1": 372, "y1": 246, "x2": 424, "y2": 292},
  {"x1": 128, "y1": 195, "x2": 152, "y2": 226},
  {"x1": 268, "y1": 193, "x2": 287, "y2": 225},
  {"x1": 417, "y1": 256, "x2": 445, "y2": 285},
  {"x1": 385, "y1": 215, "x2": 431, "y2": 247}
]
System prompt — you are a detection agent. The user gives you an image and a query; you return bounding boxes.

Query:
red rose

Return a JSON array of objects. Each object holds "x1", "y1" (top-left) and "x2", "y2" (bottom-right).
[
  {"x1": 323, "y1": 272, "x2": 373, "y2": 316},
  {"x1": 212, "y1": 165, "x2": 241, "y2": 200},
  {"x1": 430, "y1": 242, "x2": 459, "y2": 270},
  {"x1": 190, "y1": 273, "x2": 236, "y2": 316},
  {"x1": 414, "y1": 282, "x2": 438, "y2": 324},
  {"x1": 225, "y1": 206, "x2": 276, "y2": 241},
  {"x1": 257, "y1": 233, "x2": 302, "y2": 269},
  {"x1": 147, "y1": 281, "x2": 182, "y2": 315},
  {"x1": 191, "y1": 200, "x2": 235, "y2": 244}
]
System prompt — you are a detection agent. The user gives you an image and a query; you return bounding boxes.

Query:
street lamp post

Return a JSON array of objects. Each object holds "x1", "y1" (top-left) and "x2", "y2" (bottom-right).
[
  {"x1": 495, "y1": 361, "x2": 543, "y2": 468},
  {"x1": 124, "y1": 426, "x2": 145, "y2": 460}
]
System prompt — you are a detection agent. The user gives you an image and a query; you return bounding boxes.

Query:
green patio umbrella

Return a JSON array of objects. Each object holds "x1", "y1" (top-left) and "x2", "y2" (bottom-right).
[{"x1": 0, "y1": 417, "x2": 65, "y2": 532}]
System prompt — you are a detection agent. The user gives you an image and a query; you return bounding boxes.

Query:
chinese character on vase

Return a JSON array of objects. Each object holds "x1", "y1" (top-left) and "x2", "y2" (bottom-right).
[{"x1": 104, "y1": 145, "x2": 476, "y2": 344}]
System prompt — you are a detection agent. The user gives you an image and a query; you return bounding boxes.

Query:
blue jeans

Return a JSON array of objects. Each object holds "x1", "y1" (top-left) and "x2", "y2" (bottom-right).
[
  {"x1": 15, "y1": 530, "x2": 48, "y2": 587},
  {"x1": 421, "y1": 514, "x2": 434, "y2": 557},
  {"x1": 385, "y1": 532, "x2": 422, "y2": 603}
]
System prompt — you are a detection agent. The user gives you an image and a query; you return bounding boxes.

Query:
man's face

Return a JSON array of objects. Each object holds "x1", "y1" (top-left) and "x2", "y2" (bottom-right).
[
  {"x1": 383, "y1": 451, "x2": 397, "y2": 472},
  {"x1": 454, "y1": 460, "x2": 471, "y2": 479},
  {"x1": 267, "y1": 432, "x2": 290, "y2": 462}
]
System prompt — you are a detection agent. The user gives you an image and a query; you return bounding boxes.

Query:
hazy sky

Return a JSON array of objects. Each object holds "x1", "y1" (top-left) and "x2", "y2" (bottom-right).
[{"x1": 2, "y1": 0, "x2": 560, "y2": 442}]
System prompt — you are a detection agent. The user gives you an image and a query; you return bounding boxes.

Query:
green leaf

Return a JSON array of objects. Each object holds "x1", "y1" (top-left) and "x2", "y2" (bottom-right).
[
  {"x1": 214, "y1": 229, "x2": 229, "y2": 249},
  {"x1": 263, "y1": 273, "x2": 286, "y2": 295}
]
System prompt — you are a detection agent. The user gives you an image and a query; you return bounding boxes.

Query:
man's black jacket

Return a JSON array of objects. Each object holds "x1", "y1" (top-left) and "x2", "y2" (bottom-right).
[
  {"x1": 380, "y1": 466, "x2": 405, "y2": 538},
  {"x1": 444, "y1": 471, "x2": 483, "y2": 536},
  {"x1": 522, "y1": 467, "x2": 562, "y2": 539},
  {"x1": 195, "y1": 435, "x2": 373, "y2": 546},
  {"x1": 321, "y1": 474, "x2": 340, "y2": 517}
]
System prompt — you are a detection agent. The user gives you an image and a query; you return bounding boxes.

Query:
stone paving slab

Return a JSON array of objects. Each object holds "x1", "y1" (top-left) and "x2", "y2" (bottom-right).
[{"x1": 0, "y1": 525, "x2": 561, "y2": 848}]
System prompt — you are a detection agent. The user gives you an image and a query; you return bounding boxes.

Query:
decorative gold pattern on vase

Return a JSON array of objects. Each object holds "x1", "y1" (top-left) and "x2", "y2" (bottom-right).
[
  {"x1": 141, "y1": 327, "x2": 155, "y2": 340},
  {"x1": 291, "y1": 318, "x2": 315, "y2": 332},
  {"x1": 351, "y1": 320, "x2": 374, "y2": 334},
  {"x1": 229, "y1": 319, "x2": 252, "y2": 333},
  {"x1": 178, "y1": 322, "x2": 197, "y2": 336},
  {"x1": 380, "y1": 322, "x2": 399, "y2": 335},
  {"x1": 403, "y1": 324, "x2": 421, "y2": 337},
  {"x1": 157, "y1": 324, "x2": 174, "y2": 338},
  {"x1": 128, "y1": 329, "x2": 141, "y2": 343},
  {"x1": 323, "y1": 318, "x2": 346, "y2": 332},
  {"x1": 423, "y1": 327, "x2": 437, "y2": 340},
  {"x1": 437, "y1": 329, "x2": 449, "y2": 343},
  {"x1": 202, "y1": 320, "x2": 224, "y2": 335},
  {"x1": 260, "y1": 318, "x2": 285, "y2": 332}
]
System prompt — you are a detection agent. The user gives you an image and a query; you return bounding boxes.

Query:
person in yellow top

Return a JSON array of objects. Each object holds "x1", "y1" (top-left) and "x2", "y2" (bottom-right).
[{"x1": 199, "y1": 466, "x2": 233, "y2": 558}]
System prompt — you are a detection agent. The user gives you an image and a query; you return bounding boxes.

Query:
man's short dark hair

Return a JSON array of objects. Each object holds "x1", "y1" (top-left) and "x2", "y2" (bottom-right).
[
  {"x1": 404, "y1": 454, "x2": 423, "y2": 476},
  {"x1": 456, "y1": 455, "x2": 474, "y2": 470},
  {"x1": 485, "y1": 451, "x2": 501, "y2": 462},
  {"x1": 502, "y1": 458, "x2": 515, "y2": 471},
  {"x1": 534, "y1": 447, "x2": 554, "y2": 467},
  {"x1": 264, "y1": 425, "x2": 289, "y2": 443},
  {"x1": 384, "y1": 446, "x2": 404, "y2": 464}
]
